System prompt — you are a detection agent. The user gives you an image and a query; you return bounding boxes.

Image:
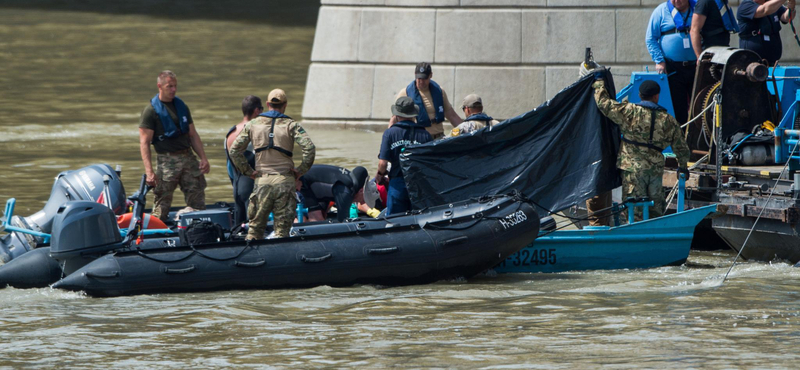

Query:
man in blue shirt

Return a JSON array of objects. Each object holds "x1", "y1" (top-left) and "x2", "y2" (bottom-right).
[
  {"x1": 737, "y1": 0, "x2": 796, "y2": 66},
  {"x1": 646, "y1": 0, "x2": 698, "y2": 124},
  {"x1": 376, "y1": 97, "x2": 433, "y2": 215}
]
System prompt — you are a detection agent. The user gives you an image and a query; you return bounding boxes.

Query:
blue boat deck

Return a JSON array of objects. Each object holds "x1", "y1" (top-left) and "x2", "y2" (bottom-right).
[{"x1": 494, "y1": 204, "x2": 717, "y2": 274}]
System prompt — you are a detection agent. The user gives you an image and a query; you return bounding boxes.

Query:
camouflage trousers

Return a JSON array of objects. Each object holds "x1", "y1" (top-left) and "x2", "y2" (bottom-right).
[
  {"x1": 247, "y1": 173, "x2": 296, "y2": 240},
  {"x1": 152, "y1": 151, "x2": 206, "y2": 222},
  {"x1": 621, "y1": 169, "x2": 664, "y2": 222}
]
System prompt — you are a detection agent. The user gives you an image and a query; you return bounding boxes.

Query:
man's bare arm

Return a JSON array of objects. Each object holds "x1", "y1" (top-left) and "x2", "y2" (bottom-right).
[
  {"x1": 690, "y1": 14, "x2": 707, "y2": 58},
  {"x1": 139, "y1": 128, "x2": 157, "y2": 186},
  {"x1": 188, "y1": 124, "x2": 210, "y2": 174}
]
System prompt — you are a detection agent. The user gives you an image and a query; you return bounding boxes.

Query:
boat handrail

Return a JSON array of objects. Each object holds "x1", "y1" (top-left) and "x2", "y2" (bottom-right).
[{"x1": 1, "y1": 198, "x2": 52, "y2": 243}]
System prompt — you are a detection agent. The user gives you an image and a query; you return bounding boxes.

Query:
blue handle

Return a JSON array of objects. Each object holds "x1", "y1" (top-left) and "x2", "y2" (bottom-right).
[
  {"x1": 678, "y1": 173, "x2": 686, "y2": 212},
  {"x1": 2, "y1": 198, "x2": 51, "y2": 243}
]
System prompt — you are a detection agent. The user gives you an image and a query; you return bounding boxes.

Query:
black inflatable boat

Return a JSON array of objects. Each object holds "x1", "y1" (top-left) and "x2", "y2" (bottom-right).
[{"x1": 51, "y1": 191, "x2": 539, "y2": 296}]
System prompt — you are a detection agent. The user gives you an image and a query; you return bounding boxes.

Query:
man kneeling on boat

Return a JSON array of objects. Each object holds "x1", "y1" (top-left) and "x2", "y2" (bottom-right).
[
  {"x1": 592, "y1": 75, "x2": 691, "y2": 221},
  {"x1": 298, "y1": 165, "x2": 369, "y2": 222}
]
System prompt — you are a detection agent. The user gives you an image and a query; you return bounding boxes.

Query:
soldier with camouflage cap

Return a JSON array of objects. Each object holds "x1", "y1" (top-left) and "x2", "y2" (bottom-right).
[
  {"x1": 594, "y1": 77, "x2": 690, "y2": 221},
  {"x1": 448, "y1": 94, "x2": 500, "y2": 137},
  {"x1": 229, "y1": 88, "x2": 316, "y2": 240}
]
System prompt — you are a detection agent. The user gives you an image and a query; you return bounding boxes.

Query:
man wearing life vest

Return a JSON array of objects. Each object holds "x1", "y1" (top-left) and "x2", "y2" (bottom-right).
[
  {"x1": 377, "y1": 97, "x2": 433, "y2": 215},
  {"x1": 229, "y1": 89, "x2": 316, "y2": 240},
  {"x1": 448, "y1": 94, "x2": 500, "y2": 137},
  {"x1": 394, "y1": 62, "x2": 462, "y2": 139},
  {"x1": 691, "y1": 0, "x2": 740, "y2": 58},
  {"x1": 593, "y1": 77, "x2": 691, "y2": 221},
  {"x1": 646, "y1": 0, "x2": 698, "y2": 125},
  {"x1": 139, "y1": 70, "x2": 210, "y2": 222},
  {"x1": 737, "y1": 0, "x2": 796, "y2": 66},
  {"x1": 225, "y1": 95, "x2": 264, "y2": 226}
]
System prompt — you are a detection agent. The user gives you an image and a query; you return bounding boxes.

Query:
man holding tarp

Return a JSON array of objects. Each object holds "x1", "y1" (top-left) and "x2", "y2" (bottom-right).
[{"x1": 592, "y1": 76, "x2": 691, "y2": 221}]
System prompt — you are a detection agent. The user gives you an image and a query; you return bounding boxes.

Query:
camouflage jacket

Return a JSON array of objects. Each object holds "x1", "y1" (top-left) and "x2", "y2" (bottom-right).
[
  {"x1": 229, "y1": 114, "x2": 315, "y2": 177},
  {"x1": 593, "y1": 80, "x2": 690, "y2": 173}
]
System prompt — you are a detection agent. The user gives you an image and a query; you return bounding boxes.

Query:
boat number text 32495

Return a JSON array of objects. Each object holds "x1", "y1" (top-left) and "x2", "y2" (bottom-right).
[{"x1": 499, "y1": 249, "x2": 557, "y2": 267}]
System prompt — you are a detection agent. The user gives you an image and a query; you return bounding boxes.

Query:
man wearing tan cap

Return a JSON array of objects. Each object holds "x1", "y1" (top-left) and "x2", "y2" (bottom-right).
[
  {"x1": 394, "y1": 62, "x2": 462, "y2": 139},
  {"x1": 448, "y1": 94, "x2": 500, "y2": 137},
  {"x1": 229, "y1": 89, "x2": 316, "y2": 240}
]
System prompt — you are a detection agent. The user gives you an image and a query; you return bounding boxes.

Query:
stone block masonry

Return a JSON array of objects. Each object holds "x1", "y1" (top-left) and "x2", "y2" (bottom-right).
[{"x1": 304, "y1": 0, "x2": 795, "y2": 129}]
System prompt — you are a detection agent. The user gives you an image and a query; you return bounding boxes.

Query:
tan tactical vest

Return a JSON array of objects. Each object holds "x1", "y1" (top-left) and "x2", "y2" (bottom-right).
[{"x1": 250, "y1": 116, "x2": 295, "y2": 174}]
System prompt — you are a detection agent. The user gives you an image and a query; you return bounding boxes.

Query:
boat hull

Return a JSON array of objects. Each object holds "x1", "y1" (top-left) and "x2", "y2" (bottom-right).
[
  {"x1": 713, "y1": 214, "x2": 800, "y2": 263},
  {"x1": 494, "y1": 205, "x2": 716, "y2": 273},
  {"x1": 53, "y1": 196, "x2": 540, "y2": 296}
]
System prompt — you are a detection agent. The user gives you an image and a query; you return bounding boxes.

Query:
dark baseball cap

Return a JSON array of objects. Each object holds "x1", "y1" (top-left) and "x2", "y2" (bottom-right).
[
  {"x1": 639, "y1": 80, "x2": 661, "y2": 97},
  {"x1": 415, "y1": 62, "x2": 432, "y2": 79},
  {"x1": 392, "y1": 96, "x2": 420, "y2": 118}
]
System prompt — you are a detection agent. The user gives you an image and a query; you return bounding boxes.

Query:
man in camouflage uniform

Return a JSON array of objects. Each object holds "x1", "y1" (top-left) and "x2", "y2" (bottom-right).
[
  {"x1": 448, "y1": 94, "x2": 500, "y2": 137},
  {"x1": 139, "y1": 70, "x2": 210, "y2": 222},
  {"x1": 594, "y1": 78, "x2": 690, "y2": 221},
  {"x1": 229, "y1": 89, "x2": 315, "y2": 240}
]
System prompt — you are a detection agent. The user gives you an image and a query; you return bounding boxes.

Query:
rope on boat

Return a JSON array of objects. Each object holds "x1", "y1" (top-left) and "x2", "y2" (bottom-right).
[
  {"x1": 135, "y1": 244, "x2": 251, "y2": 263},
  {"x1": 537, "y1": 199, "x2": 630, "y2": 237},
  {"x1": 668, "y1": 91, "x2": 722, "y2": 209},
  {"x1": 722, "y1": 136, "x2": 800, "y2": 283},
  {"x1": 681, "y1": 99, "x2": 717, "y2": 129},
  {"x1": 790, "y1": 9, "x2": 800, "y2": 50},
  {"x1": 665, "y1": 153, "x2": 709, "y2": 209}
]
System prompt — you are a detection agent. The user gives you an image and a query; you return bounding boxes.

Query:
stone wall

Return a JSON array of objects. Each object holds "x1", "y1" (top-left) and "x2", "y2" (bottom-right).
[{"x1": 302, "y1": 0, "x2": 798, "y2": 129}]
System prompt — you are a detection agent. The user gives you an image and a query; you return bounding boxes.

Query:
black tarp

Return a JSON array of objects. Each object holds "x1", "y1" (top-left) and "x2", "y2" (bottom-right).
[{"x1": 400, "y1": 72, "x2": 621, "y2": 215}]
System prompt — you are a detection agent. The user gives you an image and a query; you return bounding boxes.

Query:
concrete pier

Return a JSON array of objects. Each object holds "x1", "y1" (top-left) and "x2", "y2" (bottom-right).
[{"x1": 302, "y1": 0, "x2": 798, "y2": 129}]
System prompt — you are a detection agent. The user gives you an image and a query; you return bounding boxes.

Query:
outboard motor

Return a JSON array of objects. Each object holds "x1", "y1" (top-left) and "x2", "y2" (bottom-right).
[
  {"x1": 49, "y1": 201, "x2": 122, "y2": 276},
  {"x1": 0, "y1": 164, "x2": 126, "y2": 263}
]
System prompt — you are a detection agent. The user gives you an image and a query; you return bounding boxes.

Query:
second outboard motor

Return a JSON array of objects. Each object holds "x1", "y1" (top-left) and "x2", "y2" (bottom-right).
[
  {"x1": 49, "y1": 201, "x2": 122, "y2": 276},
  {"x1": 0, "y1": 164, "x2": 126, "y2": 263}
]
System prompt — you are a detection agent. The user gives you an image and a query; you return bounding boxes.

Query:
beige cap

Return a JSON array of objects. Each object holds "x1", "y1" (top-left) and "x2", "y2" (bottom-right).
[
  {"x1": 267, "y1": 89, "x2": 287, "y2": 105},
  {"x1": 461, "y1": 94, "x2": 483, "y2": 109}
]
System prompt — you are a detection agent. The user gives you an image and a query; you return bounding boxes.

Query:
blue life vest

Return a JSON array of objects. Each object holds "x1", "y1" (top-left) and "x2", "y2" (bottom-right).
[
  {"x1": 259, "y1": 110, "x2": 291, "y2": 119},
  {"x1": 464, "y1": 112, "x2": 495, "y2": 123},
  {"x1": 666, "y1": 0, "x2": 696, "y2": 32},
  {"x1": 150, "y1": 94, "x2": 190, "y2": 143},
  {"x1": 406, "y1": 80, "x2": 445, "y2": 127},
  {"x1": 715, "y1": 0, "x2": 741, "y2": 33},
  {"x1": 225, "y1": 125, "x2": 256, "y2": 184},
  {"x1": 636, "y1": 101, "x2": 667, "y2": 112},
  {"x1": 225, "y1": 125, "x2": 237, "y2": 182}
]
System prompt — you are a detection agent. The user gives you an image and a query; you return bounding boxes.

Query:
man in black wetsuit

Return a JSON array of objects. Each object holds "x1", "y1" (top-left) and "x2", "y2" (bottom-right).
[
  {"x1": 299, "y1": 165, "x2": 369, "y2": 222},
  {"x1": 225, "y1": 95, "x2": 263, "y2": 226}
]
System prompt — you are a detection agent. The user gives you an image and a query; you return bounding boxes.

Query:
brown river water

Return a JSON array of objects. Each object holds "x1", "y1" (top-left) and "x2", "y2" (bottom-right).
[{"x1": 1, "y1": 2, "x2": 800, "y2": 369}]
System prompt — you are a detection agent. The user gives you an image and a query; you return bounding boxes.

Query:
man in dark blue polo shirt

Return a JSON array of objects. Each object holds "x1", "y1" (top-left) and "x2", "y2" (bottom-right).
[
  {"x1": 376, "y1": 97, "x2": 433, "y2": 215},
  {"x1": 690, "y1": 0, "x2": 740, "y2": 58},
  {"x1": 738, "y1": 0, "x2": 796, "y2": 66}
]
